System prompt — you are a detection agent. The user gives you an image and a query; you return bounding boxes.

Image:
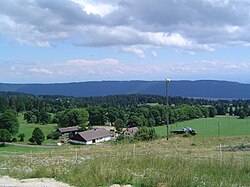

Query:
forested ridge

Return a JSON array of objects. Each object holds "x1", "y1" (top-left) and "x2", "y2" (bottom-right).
[{"x1": 1, "y1": 80, "x2": 250, "y2": 98}]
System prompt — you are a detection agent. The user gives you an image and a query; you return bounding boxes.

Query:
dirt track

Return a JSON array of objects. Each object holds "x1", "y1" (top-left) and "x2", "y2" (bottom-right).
[{"x1": 0, "y1": 176, "x2": 72, "y2": 187}]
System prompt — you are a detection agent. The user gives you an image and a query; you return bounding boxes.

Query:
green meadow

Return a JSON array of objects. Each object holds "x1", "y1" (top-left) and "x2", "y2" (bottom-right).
[
  {"x1": 1, "y1": 135, "x2": 250, "y2": 186},
  {"x1": 15, "y1": 113, "x2": 58, "y2": 145},
  {"x1": 155, "y1": 116, "x2": 250, "y2": 137},
  {"x1": 2, "y1": 115, "x2": 250, "y2": 186}
]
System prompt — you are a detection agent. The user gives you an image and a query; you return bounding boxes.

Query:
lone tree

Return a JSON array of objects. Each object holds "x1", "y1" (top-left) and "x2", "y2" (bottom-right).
[
  {"x1": 239, "y1": 110, "x2": 246, "y2": 119},
  {"x1": 0, "y1": 129, "x2": 12, "y2": 146},
  {"x1": 30, "y1": 128, "x2": 45, "y2": 145},
  {"x1": 0, "y1": 110, "x2": 19, "y2": 135},
  {"x1": 114, "y1": 119, "x2": 125, "y2": 133}
]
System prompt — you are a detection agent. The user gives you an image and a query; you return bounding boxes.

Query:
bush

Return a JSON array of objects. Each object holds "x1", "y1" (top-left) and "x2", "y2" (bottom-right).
[
  {"x1": 135, "y1": 126, "x2": 157, "y2": 141},
  {"x1": 0, "y1": 129, "x2": 12, "y2": 142},
  {"x1": 116, "y1": 134, "x2": 136, "y2": 144},
  {"x1": 12, "y1": 138, "x2": 17, "y2": 142},
  {"x1": 46, "y1": 133, "x2": 53, "y2": 139},
  {"x1": 18, "y1": 133, "x2": 25, "y2": 142},
  {"x1": 0, "y1": 142, "x2": 5, "y2": 147},
  {"x1": 29, "y1": 137, "x2": 35, "y2": 143},
  {"x1": 47, "y1": 131, "x2": 60, "y2": 140}
]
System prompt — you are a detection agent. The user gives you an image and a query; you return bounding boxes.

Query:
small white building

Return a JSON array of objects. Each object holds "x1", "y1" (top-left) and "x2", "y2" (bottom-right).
[{"x1": 72, "y1": 128, "x2": 112, "y2": 145}]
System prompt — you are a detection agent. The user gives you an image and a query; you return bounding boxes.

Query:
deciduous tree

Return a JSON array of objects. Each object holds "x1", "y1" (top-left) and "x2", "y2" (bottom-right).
[
  {"x1": 0, "y1": 110, "x2": 19, "y2": 135},
  {"x1": 0, "y1": 129, "x2": 12, "y2": 143},
  {"x1": 59, "y1": 108, "x2": 89, "y2": 129}
]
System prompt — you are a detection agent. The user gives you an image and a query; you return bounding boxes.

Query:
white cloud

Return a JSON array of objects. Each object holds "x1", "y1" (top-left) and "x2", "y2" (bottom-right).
[
  {"x1": 28, "y1": 68, "x2": 54, "y2": 75},
  {"x1": 1, "y1": 59, "x2": 250, "y2": 83},
  {"x1": 121, "y1": 46, "x2": 145, "y2": 58},
  {"x1": 70, "y1": 0, "x2": 117, "y2": 16},
  {"x1": 0, "y1": 0, "x2": 250, "y2": 56}
]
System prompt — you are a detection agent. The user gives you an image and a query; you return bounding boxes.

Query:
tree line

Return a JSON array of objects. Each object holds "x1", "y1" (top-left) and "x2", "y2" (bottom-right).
[
  {"x1": 1, "y1": 92, "x2": 249, "y2": 144},
  {"x1": 1, "y1": 92, "x2": 249, "y2": 118}
]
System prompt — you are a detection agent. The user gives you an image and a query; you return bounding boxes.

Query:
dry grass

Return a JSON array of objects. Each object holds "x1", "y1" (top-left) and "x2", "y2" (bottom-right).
[{"x1": 1, "y1": 135, "x2": 250, "y2": 186}]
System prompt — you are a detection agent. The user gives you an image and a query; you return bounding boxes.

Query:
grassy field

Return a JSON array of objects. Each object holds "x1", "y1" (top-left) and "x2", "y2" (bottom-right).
[
  {"x1": 2, "y1": 115, "x2": 250, "y2": 186},
  {"x1": 15, "y1": 113, "x2": 58, "y2": 145},
  {"x1": 155, "y1": 116, "x2": 250, "y2": 137},
  {"x1": 1, "y1": 135, "x2": 250, "y2": 186}
]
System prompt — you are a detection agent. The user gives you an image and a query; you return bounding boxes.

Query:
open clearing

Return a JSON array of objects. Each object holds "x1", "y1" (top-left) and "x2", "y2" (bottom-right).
[{"x1": 15, "y1": 114, "x2": 58, "y2": 145}]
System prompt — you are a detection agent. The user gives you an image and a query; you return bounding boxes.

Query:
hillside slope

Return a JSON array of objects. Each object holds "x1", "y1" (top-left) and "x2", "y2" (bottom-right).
[{"x1": 0, "y1": 80, "x2": 249, "y2": 99}]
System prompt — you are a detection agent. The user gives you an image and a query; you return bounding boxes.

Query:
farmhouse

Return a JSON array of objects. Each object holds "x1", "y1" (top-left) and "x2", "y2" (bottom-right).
[
  {"x1": 57, "y1": 126, "x2": 80, "y2": 136},
  {"x1": 72, "y1": 128, "x2": 112, "y2": 145},
  {"x1": 122, "y1": 127, "x2": 139, "y2": 137}
]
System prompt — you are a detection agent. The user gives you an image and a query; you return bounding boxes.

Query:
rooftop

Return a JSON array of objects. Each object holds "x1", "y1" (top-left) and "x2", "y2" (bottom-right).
[{"x1": 77, "y1": 128, "x2": 112, "y2": 141}]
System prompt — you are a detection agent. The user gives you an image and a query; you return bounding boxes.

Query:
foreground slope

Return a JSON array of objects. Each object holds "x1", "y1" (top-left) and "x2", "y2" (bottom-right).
[{"x1": 1, "y1": 135, "x2": 250, "y2": 186}]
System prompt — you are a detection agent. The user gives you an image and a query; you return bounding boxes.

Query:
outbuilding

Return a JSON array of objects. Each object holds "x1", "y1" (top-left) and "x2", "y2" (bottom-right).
[
  {"x1": 57, "y1": 126, "x2": 80, "y2": 136},
  {"x1": 122, "y1": 127, "x2": 139, "y2": 137}
]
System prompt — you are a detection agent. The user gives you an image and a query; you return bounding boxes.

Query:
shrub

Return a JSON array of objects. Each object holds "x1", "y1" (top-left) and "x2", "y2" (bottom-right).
[
  {"x1": 0, "y1": 129, "x2": 12, "y2": 142},
  {"x1": 0, "y1": 142, "x2": 5, "y2": 147},
  {"x1": 116, "y1": 134, "x2": 136, "y2": 143},
  {"x1": 18, "y1": 133, "x2": 25, "y2": 142},
  {"x1": 12, "y1": 138, "x2": 17, "y2": 142},
  {"x1": 29, "y1": 137, "x2": 35, "y2": 143},
  {"x1": 47, "y1": 131, "x2": 60, "y2": 140},
  {"x1": 135, "y1": 126, "x2": 157, "y2": 141}
]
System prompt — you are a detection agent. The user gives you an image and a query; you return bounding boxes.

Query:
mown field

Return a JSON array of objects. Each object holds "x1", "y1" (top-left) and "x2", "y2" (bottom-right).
[{"x1": 155, "y1": 116, "x2": 250, "y2": 137}]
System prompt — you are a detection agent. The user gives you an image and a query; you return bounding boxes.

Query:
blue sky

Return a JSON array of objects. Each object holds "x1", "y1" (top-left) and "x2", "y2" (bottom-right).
[{"x1": 1, "y1": 0, "x2": 250, "y2": 83}]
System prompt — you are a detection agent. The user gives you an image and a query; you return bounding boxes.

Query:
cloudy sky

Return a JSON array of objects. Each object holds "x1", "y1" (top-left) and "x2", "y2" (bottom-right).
[{"x1": 1, "y1": 0, "x2": 250, "y2": 83}]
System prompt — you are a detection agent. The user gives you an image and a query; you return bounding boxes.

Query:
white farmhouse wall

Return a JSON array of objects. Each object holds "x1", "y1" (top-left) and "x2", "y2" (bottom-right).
[
  {"x1": 82, "y1": 136, "x2": 112, "y2": 145},
  {"x1": 86, "y1": 140, "x2": 93, "y2": 145},
  {"x1": 96, "y1": 136, "x2": 112, "y2": 143}
]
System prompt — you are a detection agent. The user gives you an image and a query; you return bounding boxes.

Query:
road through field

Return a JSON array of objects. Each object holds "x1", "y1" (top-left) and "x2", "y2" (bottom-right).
[{"x1": 4, "y1": 142, "x2": 63, "y2": 148}]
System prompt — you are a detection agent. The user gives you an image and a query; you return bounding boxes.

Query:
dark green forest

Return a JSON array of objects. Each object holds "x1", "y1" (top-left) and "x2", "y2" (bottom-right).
[{"x1": 0, "y1": 92, "x2": 250, "y2": 128}]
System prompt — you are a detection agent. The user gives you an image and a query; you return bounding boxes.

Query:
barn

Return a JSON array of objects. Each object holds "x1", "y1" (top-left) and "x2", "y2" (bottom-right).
[{"x1": 57, "y1": 126, "x2": 80, "y2": 136}]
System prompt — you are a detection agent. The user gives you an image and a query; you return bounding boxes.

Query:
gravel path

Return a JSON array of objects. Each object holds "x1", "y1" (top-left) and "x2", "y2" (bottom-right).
[
  {"x1": 0, "y1": 176, "x2": 133, "y2": 187},
  {"x1": 0, "y1": 176, "x2": 72, "y2": 187},
  {"x1": 4, "y1": 142, "x2": 65, "y2": 149}
]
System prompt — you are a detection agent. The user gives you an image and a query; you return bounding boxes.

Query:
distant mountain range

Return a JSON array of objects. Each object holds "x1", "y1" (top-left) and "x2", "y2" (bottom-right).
[{"x1": 0, "y1": 80, "x2": 250, "y2": 99}]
